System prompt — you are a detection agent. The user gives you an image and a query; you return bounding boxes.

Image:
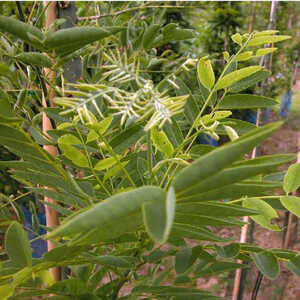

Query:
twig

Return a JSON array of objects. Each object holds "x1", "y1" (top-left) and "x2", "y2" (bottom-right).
[
  {"x1": 251, "y1": 272, "x2": 263, "y2": 300},
  {"x1": 78, "y1": 5, "x2": 201, "y2": 21}
]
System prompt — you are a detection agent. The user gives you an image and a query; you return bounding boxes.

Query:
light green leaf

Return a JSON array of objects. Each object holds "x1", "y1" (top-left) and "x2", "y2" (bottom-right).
[
  {"x1": 94, "y1": 156, "x2": 120, "y2": 171},
  {"x1": 0, "y1": 284, "x2": 14, "y2": 300},
  {"x1": 196, "y1": 110, "x2": 232, "y2": 127},
  {"x1": 231, "y1": 33, "x2": 242, "y2": 45},
  {"x1": 243, "y1": 198, "x2": 280, "y2": 231},
  {"x1": 197, "y1": 58, "x2": 215, "y2": 90},
  {"x1": 223, "y1": 51, "x2": 230, "y2": 61},
  {"x1": 152, "y1": 127, "x2": 174, "y2": 158},
  {"x1": 58, "y1": 134, "x2": 81, "y2": 145},
  {"x1": 235, "y1": 51, "x2": 253, "y2": 62},
  {"x1": 283, "y1": 163, "x2": 300, "y2": 193},
  {"x1": 218, "y1": 94, "x2": 277, "y2": 109},
  {"x1": 104, "y1": 161, "x2": 129, "y2": 181},
  {"x1": 224, "y1": 125, "x2": 239, "y2": 141},
  {"x1": 251, "y1": 251, "x2": 279, "y2": 280},
  {"x1": 86, "y1": 129, "x2": 98, "y2": 143},
  {"x1": 215, "y1": 66, "x2": 262, "y2": 90},
  {"x1": 57, "y1": 122, "x2": 73, "y2": 130},
  {"x1": 59, "y1": 143, "x2": 89, "y2": 168},
  {"x1": 255, "y1": 30, "x2": 279, "y2": 36},
  {"x1": 229, "y1": 70, "x2": 270, "y2": 93},
  {"x1": 248, "y1": 35, "x2": 290, "y2": 47},
  {"x1": 280, "y1": 196, "x2": 300, "y2": 218},
  {"x1": 256, "y1": 48, "x2": 277, "y2": 57},
  {"x1": 143, "y1": 187, "x2": 175, "y2": 244},
  {"x1": 5, "y1": 222, "x2": 32, "y2": 268},
  {"x1": 88, "y1": 116, "x2": 113, "y2": 136},
  {"x1": 36, "y1": 270, "x2": 55, "y2": 287}
]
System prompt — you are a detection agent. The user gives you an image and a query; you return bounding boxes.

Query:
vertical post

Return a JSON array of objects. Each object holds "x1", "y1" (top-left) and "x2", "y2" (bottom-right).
[
  {"x1": 232, "y1": 3, "x2": 279, "y2": 299},
  {"x1": 248, "y1": 2, "x2": 256, "y2": 33},
  {"x1": 43, "y1": 1, "x2": 60, "y2": 282}
]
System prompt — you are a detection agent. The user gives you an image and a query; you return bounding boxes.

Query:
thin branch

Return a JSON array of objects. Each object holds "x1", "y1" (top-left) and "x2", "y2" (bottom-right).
[{"x1": 78, "y1": 5, "x2": 201, "y2": 21}]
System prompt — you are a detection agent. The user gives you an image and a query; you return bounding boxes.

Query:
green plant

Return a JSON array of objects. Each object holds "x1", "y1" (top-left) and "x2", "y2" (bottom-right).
[{"x1": 0, "y1": 5, "x2": 299, "y2": 300}]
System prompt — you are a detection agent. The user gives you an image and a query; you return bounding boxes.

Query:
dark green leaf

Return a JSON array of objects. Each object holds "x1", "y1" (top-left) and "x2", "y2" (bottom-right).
[
  {"x1": 286, "y1": 255, "x2": 300, "y2": 277},
  {"x1": 218, "y1": 94, "x2": 277, "y2": 109},
  {"x1": 15, "y1": 52, "x2": 52, "y2": 68},
  {"x1": 5, "y1": 222, "x2": 32, "y2": 268},
  {"x1": 195, "y1": 261, "x2": 247, "y2": 277},
  {"x1": 48, "y1": 186, "x2": 166, "y2": 244},
  {"x1": 110, "y1": 125, "x2": 144, "y2": 154},
  {"x1": 251, "y1": 251, "x2": 280, "y2": 280}
]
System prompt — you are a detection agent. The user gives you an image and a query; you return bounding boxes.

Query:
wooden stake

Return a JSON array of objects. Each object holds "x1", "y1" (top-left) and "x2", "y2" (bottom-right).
[
  {"x1": 43, "y1": 1, "x2": 60, "y2": 282},
  {"x1": 232, "y1": 5, "x2": 279, "y2": 298}
]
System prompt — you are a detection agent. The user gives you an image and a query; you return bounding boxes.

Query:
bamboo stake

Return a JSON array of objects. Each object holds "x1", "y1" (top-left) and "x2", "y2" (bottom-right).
[
  {"x1": 43, "y1": 1, "x2": 60, "y2": 282},
  {"x1": 232, "y1": 3, "x2": 279, "y2": 299}
]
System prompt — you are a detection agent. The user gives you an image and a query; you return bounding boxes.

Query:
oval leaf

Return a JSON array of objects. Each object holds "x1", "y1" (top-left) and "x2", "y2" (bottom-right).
[
  {"x1": 142, "y1": 186, "x2": 175, "y2": 244},
  {"x1": 243, "y1": 198, "x2": 280, "y2": 231},
  {"x1": 152, "y1": 127, "x2": 174, "y2": 158},
  {"x1": 280, "y1": 196, "x2": 300, "y2": 218},
  {"x1": 283, "y1": 163, "x2": 300, "y2": 194},
  {"x1": 229, "y1": 70, "x2": 270, "y2": 93},
  {"x1": 286, "y1": 255, "x2": 300, "y2": 277},
  {"x1": 94, "y1": 156, "x2": 120, "y2": 171},
  {"x1": 215, "y1": 66, "x2": 262, "y2": 90},
  {"x1": 5, "y1": 222, "x2": 32, "y2": 268},
  {"x1": 142, "y1": 24, "x2": 161, "y2": 49},
  {"x1": 256, "y1": 48, "x2": 277, "y2": 57},
  {"x1": 219, "y1": 94, "x2": 277, "y2": 109},
  {"x1": 248, "y1": 35, "x2": 290, "y2": 47},
  {"x1": 197, "y1": 58, "x2": 215, "y2": 90},
  {"x1": 251, "y1": 251, "x2": 279, "y2": 280}
]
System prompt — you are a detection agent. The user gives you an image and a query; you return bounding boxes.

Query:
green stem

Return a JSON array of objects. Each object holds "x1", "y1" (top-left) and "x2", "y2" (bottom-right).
[
  {"x1": 75, "y1": 126, "x2": 111, "y2": 197},
  {"x1": 96, "y1": 130, "x2": 136, "y2": 188},
  {"x1": 147, "y1": 131, "x2": 153, "y2": 185},
  {"x1": 227, "y1": 195, "x2": 280, "y2": 204}
]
